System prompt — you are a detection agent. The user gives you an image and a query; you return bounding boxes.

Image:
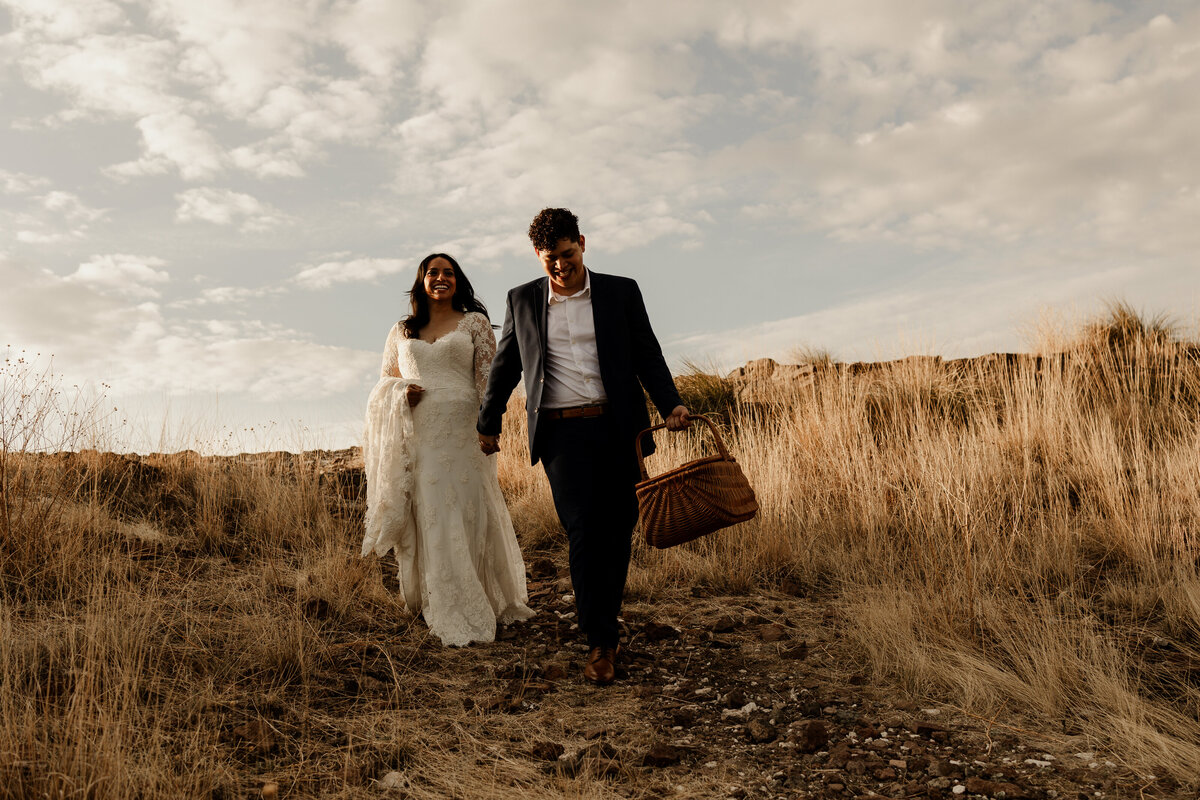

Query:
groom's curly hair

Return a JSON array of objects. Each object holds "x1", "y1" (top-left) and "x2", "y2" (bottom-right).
[{"x1": 528, "y1": 207, "x2": 581, "y2": 252}]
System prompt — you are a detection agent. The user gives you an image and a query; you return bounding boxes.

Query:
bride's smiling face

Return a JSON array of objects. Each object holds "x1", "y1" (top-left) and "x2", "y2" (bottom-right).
[{"x1": 423, "y1": 257, "x2": 457, "y2": 303}]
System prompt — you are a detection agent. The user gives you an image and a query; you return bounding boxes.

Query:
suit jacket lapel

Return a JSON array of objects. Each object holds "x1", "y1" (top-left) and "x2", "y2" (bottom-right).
[
  {"x1": 588, "y1": 271, "x2": 617, "y2": 391},
  {"x1": 534, "y1": 277, "x2": 549, "y2": 354}
]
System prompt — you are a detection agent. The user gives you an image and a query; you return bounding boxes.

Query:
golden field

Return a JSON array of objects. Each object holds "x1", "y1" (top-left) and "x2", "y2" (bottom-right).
[{"x1": 1, "y1": 304, "x2": 1198, "y2": 798}]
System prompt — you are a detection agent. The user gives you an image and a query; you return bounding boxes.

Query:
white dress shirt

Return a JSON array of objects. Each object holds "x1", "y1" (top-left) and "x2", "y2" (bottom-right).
[{"x1": 542, "y1": 270, "x2": 608, "y2": 408}]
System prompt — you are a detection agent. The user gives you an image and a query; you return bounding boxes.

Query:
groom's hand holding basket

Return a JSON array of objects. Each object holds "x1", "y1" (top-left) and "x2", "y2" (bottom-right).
[{"x1": 635, "y1": 413, "x2": 759, "y2": 549}]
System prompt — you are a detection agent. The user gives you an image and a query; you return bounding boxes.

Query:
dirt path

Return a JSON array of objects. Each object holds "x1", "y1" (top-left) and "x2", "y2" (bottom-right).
[{"x1": 243, "y1": 562, "x2": 1178, "y2": 799}]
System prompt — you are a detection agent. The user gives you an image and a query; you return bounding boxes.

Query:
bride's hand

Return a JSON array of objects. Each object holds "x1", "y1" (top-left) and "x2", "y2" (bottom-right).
[{"x1": 406, "y1": 384, "x2": 425, "y2": 407}]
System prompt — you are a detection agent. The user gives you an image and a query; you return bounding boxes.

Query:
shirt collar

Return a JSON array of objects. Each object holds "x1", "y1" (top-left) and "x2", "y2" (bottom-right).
[{"x1": 547, "y1": 269, "x2": 591, "y2": 305}]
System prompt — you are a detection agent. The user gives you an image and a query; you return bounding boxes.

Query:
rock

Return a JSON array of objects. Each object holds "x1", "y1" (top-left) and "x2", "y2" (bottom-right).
[
  {"x1": 378, "y1": 771, "x2": 407, "y2": 789},
  {"x1": 795, "y1": 720, "x2": 830, "y2": 753},
  {"x1": 855, "y1": 723, "x2": 878, "y2": 739},
  {"x1": 580, "y1": 741, "x2": 619, "y2": 761},
  {"x1": 529, "y1": 556, "x2": 557, "y2": 578},
  {"x1": 531, "y1": 741, "x2": 564, "y2": 761},
  {"x1": 782, "y1": 642, "x2": 809, "y2": 660},
  {"x1": 928, "y1": 777, "x2": 952, "y2": 790},
  {"x1": 914, "y1": 720, "x2": 947, "y2": 738},
  {"x1": 672, "y1": 709, "x2": 697, "y2": 728},
  {"x1": 760, "y1": 623, "x2": 787, "y2": 642},
  {"x1": 779, "y1": 574, "x2": 806, "y2": 596},
  {"x1": 642, "y1": 621, "x2": 679, "y2": 641},
  {"x1": 873, "y1": 767, "x2": 897, "y2": 781},
  {"x1": 745, "y1": 719, "x2": 776, "y2": 743},
  {"x1": 726, "y1": 359, "x2": 815, "y2": 404},
  {"x1": 966, "y1": 777, "x2": 1033, "y2": 798},
  {"x1": 826, "y1": 741, "x2": 852, "y2": 768},
  {"x1": 712, "y1": 615, "x2": 739, "y2": 633},
  {"x1": 643, "y1": 742, "x2": 686, "y2": 767}
]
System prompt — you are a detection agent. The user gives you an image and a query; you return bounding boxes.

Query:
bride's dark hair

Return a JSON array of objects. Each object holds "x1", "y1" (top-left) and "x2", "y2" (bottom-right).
[{"x1": 402, "y1": 253, "x2": 489, "y2": 339}]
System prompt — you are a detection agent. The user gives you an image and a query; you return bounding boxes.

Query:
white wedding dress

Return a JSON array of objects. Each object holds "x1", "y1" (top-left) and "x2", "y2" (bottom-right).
[{"x1": 361, "y1": 312, "x2": 533, "y2": 646}]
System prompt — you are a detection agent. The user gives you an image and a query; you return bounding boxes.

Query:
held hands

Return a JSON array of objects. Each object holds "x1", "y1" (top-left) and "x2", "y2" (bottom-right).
[
  {"x1": 478, "y1": 433, "x2": 500, "y2": 455},
  {"x1": 405, "y1": 384, "x2": 425, "y2": 407},
  {"x1": 665, "y1": 405, "x2": 692, "y2": 431}
]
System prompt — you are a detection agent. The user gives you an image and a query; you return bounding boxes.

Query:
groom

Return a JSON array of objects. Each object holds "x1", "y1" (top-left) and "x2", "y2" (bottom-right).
[{"x1": 477, "y1": 207, "x2": 690, "y2": 685}]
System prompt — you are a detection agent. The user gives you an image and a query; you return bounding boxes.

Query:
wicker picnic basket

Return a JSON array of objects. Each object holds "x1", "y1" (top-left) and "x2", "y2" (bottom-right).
[{"x1": 635, "y1": 415, "x2": 758, "y2": 549}]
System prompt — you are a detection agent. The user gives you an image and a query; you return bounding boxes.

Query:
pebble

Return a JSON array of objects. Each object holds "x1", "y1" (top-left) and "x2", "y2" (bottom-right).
[
  {"x1": 379, "y1": 771, "x2": 407, "y2": 789},
  {"x1": 952, "y1": 785, "x2": 966, "y2": 795}
]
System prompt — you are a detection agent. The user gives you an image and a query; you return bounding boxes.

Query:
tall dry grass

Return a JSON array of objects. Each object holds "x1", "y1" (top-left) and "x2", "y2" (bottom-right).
[
  {"x1": 3, "y1": 305, "x2": 1200, "y2": 792},
  {"x1": 605, "y1": 303, "x2": 1200, "y2": 779}
]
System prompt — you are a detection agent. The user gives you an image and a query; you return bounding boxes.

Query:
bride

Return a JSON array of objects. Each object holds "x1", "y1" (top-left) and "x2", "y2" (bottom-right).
[{"x1": 361, "y1": 253, "x2": 534, "y2": 645}]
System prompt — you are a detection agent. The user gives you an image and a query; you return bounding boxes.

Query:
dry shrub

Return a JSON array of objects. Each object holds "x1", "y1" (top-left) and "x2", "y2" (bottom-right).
[{"x1": 673, "y1": 358, "x2": 738, "y2": 422}]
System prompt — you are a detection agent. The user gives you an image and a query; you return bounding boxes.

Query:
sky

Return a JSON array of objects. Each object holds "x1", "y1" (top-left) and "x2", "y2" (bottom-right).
[{"x1": 2, "y1": 0, "x2": 1199, "y2": 452}]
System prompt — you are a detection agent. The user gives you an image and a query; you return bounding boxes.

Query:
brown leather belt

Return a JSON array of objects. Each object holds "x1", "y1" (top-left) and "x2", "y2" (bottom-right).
[{"x1": 541, "y1": 403, "x2": 609, "y2": 420}]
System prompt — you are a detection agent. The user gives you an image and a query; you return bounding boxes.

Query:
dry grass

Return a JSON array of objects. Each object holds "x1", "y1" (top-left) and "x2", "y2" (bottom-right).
[
  {"x1": 3, "y1": 306, "x2": 1200, "y2": 794},
  {"x1": 616, "y1": 304, "x2": 1200, "y2": 780}
]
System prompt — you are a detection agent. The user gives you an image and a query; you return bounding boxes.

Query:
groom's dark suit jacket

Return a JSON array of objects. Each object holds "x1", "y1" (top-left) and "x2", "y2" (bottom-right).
[{"x1": 477, "y1": 270, "x2": 683, "y2": 466}]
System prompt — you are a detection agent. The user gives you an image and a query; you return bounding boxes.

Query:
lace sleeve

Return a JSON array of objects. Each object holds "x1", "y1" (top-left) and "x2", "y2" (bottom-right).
[
  {"x1": 380, "y1": 323, "x2": 402, "y2": 379},
  {"x1": 467, "y1": 312, "x2": 496, "y2": 402}
]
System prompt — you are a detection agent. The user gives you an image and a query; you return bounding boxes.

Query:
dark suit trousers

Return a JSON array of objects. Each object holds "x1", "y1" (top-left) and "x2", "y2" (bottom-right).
[{"x1": 540, "y1": 414, "x2": 640, "y2": 648}]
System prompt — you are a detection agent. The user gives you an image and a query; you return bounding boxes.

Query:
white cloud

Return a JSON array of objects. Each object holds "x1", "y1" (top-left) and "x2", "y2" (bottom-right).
[
  {"x1": 16, "y1": 230, "x2": 69, "y2": 244},
  {"x1": 712, "y1": 8, "x2": 1200, "y2": 257},
  {"x1": 666, "y1": 260, "x2": 1159, "y2": 368},
  {"x1": 4, "y1": 191, "x2": 104, "y2": 245},
  {"x1": 21, "y1": 33, "x2": 182, "y2": 118},
  {"x1": 147, "y1": 0, "x2": 319, "y2": 115},
  {"x1": 0, "y1": 170, "x2": 50, "y2": 194},
  {"x1": 167, "y1": 284, "x2": 285, "y2": 309},
  {"x1": 175, "y1": 187, "x2": 292, "y2": 232},
  {"x1": 62, "y1": 254, "x2": 170, "y2": 299},
  {"x1": 293, "y1": 257, "x2": 408, "y2": 289},
  {"x1": 41, "y1": 191, "x2": 105, "y2": 222},
  {"x1": 327, "y1": 0, "x2": 426, "y2": 77},
  {"x1": 0, "y1": 257, "x2": 375, "y2": 402},
  {"x1": 108, "y1": 111, "x2": 226, "y2": 180},
  {"x1": 2, "y1": 0, "x2": 126, "y2": 41}
]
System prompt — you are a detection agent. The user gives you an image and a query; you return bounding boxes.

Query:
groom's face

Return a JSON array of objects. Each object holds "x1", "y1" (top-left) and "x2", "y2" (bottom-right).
[{"x1": 537, "y1": 235, "x2": 586, "y2": 295}]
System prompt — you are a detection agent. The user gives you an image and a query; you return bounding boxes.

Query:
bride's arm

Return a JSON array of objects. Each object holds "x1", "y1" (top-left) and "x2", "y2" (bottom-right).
[
  {"x1": 380, "y1": 323, "x2": 401, "y2": 379},
  {"x1": 468, "y1": 313, "x2": 496, "y2": 404}
]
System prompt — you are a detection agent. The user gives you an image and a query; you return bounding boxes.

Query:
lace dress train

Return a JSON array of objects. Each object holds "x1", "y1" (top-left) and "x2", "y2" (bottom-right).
[{"x1": 362, "y1": 313, "x2": 533, "y2": 646}]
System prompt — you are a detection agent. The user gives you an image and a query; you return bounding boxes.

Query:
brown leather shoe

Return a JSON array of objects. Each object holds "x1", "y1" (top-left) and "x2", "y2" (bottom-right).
[{"x1": 583, "y1": 646, "x2": 619, "y2": 685}]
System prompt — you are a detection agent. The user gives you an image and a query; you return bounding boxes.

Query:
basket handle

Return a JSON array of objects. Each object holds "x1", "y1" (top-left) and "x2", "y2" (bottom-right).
[{"x1": 635, "y1": 414, "x2": 731, "y2": 482}]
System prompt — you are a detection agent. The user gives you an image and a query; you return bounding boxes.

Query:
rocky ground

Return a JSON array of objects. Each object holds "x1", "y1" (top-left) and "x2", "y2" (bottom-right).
[{"x1": 261, "y1": 552, "x2": 1181, "y2": 800}]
